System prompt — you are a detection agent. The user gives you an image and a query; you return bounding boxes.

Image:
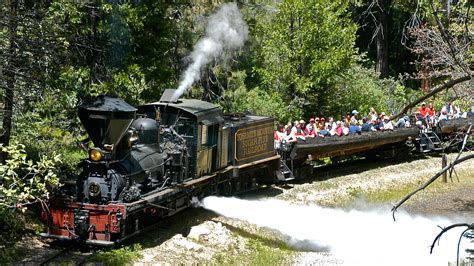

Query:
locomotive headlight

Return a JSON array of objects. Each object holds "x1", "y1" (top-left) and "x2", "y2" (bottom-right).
[
  {"x1": 89, "y1": 182, "x2": 101, "y2": 197},
  {"x1": 89, "y1": 149, "x2": 102, "y2": 161}
]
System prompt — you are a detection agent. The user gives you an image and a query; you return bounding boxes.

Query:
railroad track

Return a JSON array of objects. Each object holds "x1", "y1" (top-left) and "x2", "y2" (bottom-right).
[{"x1": 39, "y1": 246, "x2": 91, "y2": 265}]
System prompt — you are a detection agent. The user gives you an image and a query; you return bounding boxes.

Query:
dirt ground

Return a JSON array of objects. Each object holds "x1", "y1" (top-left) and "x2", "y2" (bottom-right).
[{"x1": 12, "y1": 151, "x2": 474, "y2": 265}]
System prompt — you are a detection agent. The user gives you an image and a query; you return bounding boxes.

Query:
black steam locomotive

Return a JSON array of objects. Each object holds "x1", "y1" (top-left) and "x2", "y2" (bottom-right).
[
  {"x1": 40, "y1": 89, "x2": 473, "y2": 246},
  {"x1": 41, "y1": 90, "x2": 281, "y2": 245}
]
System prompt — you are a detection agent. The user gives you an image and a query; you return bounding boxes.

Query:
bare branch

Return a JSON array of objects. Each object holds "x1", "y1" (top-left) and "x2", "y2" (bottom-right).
[
  {"x1": 391, "y1": 153, "x2": 474, "y2": 220},
  {"x1": 390, "y1": 74, "x2": 472, "y2": 121}
]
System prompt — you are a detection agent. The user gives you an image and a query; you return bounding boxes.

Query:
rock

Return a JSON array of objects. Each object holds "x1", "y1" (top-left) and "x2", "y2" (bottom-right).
[{"x1": 187, "y1": 224, "x2": 211, "y2": 241}]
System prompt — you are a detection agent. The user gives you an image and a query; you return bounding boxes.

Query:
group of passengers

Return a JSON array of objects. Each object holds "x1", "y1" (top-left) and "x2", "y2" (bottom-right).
[
  {"x1": 274, "y1": 108, "x2": 399, "y2": 144},
  {"x1": 413, "y1": 100, "x2": 468, "y2": 129},
  {"x1": 274, "y1": 101, "x2": 473, "y2": 146}
]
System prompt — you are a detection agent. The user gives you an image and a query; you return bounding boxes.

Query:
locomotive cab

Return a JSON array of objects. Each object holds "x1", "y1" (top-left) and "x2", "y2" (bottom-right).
[{"x1": 137, "y1": 89, "x2": 225, "y2": 180}]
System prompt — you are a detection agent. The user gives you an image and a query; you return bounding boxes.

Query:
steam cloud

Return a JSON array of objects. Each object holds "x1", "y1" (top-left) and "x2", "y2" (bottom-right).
[
  {"x1": 202, "y1": 196, "x2": 470, "y2": 265},
  {"x1": 171, "y1": 3, "x2": 249, "y2": 102}
]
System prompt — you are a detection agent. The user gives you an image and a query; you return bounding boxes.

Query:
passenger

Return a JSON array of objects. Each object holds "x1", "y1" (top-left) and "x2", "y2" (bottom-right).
[
  {"x1": 417, "y1": 102, "x2": 429, "y2": 118},
  {"x1": 350, "y1": 110, "x2": 359, "y2": 125},
  {"x1": 414, "y1": 111, "x2": 427, "y2": 128},
  {"x1": 319, "y1": 122, "x2": 330, "y2": 137},
  {"x1": 335, "y1": 121, "x2": 343, "y2": 136},
  {"x1": 274, "y1": 125, "x2": 287, "y2": 149},
  {"x1": 427, "y1": 103, "x2": 435, "y2": 117},
  {"x1": 441, "y1": 101, "x2": 455, "y2": 119},
  {"x1": 291, "y1": 121, "x2": 299, "y2": 134},
  {"x1": 395, "y1": 116, "x2": 410, "y2": 128},
  {"x1": 294, "y1": 128, "x2": 306, "y2": 141},
  {"x1": 328, "y1": 117, "x2": 337, "y2": 136},
  {"x1": 382, "y1": 116, "x2": 394, "y2": 131},
  {"x1": 284, "y1": 124, "x2": 291, "y2": 136},
  {"x1": 299, "y1": 119, "x2": 306, "y2": 132},
  {"x1": 344, "y1": 113, "x2": 351, "y2": 126},
  {"x1": 468, "y1": 106, "x2": 474, "y2": 117},
  {"x1": 373, "y1": 117, "x2": 384, "y2": 131},
  {"x1": 305, "y1": 120, "x2": 316, "y2": 138},
  {"x1": 342, "y1": 122, "x2": 350, "y2": 136},
  {"x1": 349, "y1": 122, "x2": 361, "y2": 135},
  {"x1": 361, "y1": 117, "x2": 376, "y2": 132},
  {"x1": 314, "y1": 117, "x2": 321, "y2": 135},
  {"x1": 368, "y1": 107, "x2": 378, "y2": 122},
  {"x1": 438, "y1": 110, "x2": 448, "y2": 121}
]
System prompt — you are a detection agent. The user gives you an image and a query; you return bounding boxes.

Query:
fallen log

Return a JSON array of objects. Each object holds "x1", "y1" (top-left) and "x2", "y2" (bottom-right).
[
  {"x1": 438, "y1": 116, "x2": 474, "y2": 134},
  {"x1": 290, "y1": 127, "x2": 419, "y2": 162}
]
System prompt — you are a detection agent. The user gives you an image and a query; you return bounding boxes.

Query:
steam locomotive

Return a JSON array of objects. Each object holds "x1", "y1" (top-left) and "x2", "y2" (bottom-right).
[
  {"x1": 41, "y1": 90, "x2": 281, "y2": 245},
  {"x1": 40, "y1": 90, "x2": 473, "y2": 246}
]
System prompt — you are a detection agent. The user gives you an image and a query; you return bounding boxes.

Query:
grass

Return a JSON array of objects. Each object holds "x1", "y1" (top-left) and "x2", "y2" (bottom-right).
[
  {"x1": 87, "y1": 244, "x2": 143, "y2": 265},
  {"x1": 212, "y1": 223, "x2": 295, "y2": 265},
  {"x1": 246, "y1": 237, "x2": 292, "y2": 265},
  {"x1": 346, "y1": 167, "x2": 474, "y2": 206}
]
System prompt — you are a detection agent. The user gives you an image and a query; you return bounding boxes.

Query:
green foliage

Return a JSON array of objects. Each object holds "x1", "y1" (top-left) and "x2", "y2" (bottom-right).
[
  {"x1": 221, "y1": 83, "x2": 296, "y2": 124},
  {"x1": 254, "y1": 0, "x2": 358, "y2": 114},
  {"x1": 246, "y1": 237, "x2": 292, "y2": 265},
  {"x1": 0, "y1": 143, "x2": 61, "y2": 208},
  {"x1": 0, "y1": 207, "x2": 24, "y2": 263},
  {"x1": 88, "y1": 244, "x2": 143, "y2": 265},
  {"x1": 12, "y1": 88, "x2": 84, "y2": 179},
  {"x1": 328, "y1": 63, "x2": 390, "y2": 118},
  {"x1": 94, "y1": 64, "x2": 149, "y2": 105}
]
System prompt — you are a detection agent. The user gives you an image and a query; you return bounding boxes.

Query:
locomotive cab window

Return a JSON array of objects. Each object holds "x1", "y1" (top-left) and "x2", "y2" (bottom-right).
[
  {"x1": 177, "y1": 118, "x2": 194, "y2": 137},
  {"x1": 201, "y1": 125, "x2": 208, "y2": 146},
  {"x1": 200, "y1": 123, "x2": 218, "y2": 147}
]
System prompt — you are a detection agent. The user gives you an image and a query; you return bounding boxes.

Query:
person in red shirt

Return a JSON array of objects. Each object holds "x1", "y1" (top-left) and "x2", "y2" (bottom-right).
[
  {"x1": 427, "y1": 102, "x2": 435, "y2": 126},
  {"x1": 417, "y1": 102, "x2": 429, "y2": 117},
  {"x1": 294, "y1": 128, "x2": 306, "y2": 141},
  {"x1": 335, "y1": 121, "x2": 343, "y2": 137},
  {"x1": 427, "y1": 103, "x2": 435, "y2": 117}
]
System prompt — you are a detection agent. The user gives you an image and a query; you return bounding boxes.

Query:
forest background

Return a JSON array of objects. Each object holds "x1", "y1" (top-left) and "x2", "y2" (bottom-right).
[{"x1": 0, "y1": 0, "x2": 471, "y2": 261}]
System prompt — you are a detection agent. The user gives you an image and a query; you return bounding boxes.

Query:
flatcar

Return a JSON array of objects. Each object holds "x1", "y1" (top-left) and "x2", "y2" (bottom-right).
[{"x1": 40, "y1": 90, "x2": 472, "y2": 246}]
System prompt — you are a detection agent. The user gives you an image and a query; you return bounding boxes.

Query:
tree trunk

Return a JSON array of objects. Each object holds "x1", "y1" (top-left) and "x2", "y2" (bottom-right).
[
  {"x1": 376, "y1": 0, "x2": 390, "y2": 78},
  {"x1": 1, "y1": 0, "x2": 19, "y2": 162}
]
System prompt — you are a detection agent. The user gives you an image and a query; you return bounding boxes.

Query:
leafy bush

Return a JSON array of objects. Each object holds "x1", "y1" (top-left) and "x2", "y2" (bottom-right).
[
  {"x1": 12, "y1": 86, "x2": 86, "y2": 181},
  {"x1": 0, "y1": 207, "x2": 24, "y2": 263},
  {"x1": 0, "y1": 143, "x2": 62, "y2": 208}
]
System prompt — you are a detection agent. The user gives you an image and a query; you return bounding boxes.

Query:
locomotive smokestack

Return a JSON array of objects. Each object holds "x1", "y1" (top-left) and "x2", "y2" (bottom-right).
[{"x1": 78, "y1": 95, "x2": 137, "y2": 149}]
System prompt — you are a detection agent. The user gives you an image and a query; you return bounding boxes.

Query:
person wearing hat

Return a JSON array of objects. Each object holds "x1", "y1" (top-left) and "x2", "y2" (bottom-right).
[
  {"x1": 299, "y1": 119, "x2": 306, "y2": 132},
  {"x1": 350, "y1": 110, "x2": 359, "y2": 126}
]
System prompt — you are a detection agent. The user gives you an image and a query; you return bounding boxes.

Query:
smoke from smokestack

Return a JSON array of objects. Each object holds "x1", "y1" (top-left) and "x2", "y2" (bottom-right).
[
  {"x1": 202, "y1": 196, "x2": 469, "y2": 266},
  {"x1": 171, "y1": 3, "x2": 249, "y2": 102}
]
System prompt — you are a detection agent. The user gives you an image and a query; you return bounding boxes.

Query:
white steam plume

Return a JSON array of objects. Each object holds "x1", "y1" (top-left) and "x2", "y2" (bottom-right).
[
  {"x1": 202, "y1": 196, "x2": 470, "y2": 266},
  {"x1": 171, "y1": 3, "x2": 249, "y2": 102}
]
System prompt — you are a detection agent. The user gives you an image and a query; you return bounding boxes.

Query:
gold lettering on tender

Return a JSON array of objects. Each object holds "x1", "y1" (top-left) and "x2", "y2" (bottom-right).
[{"x1": 237, "y1": 124, "x2": 273, "y2": 158}]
